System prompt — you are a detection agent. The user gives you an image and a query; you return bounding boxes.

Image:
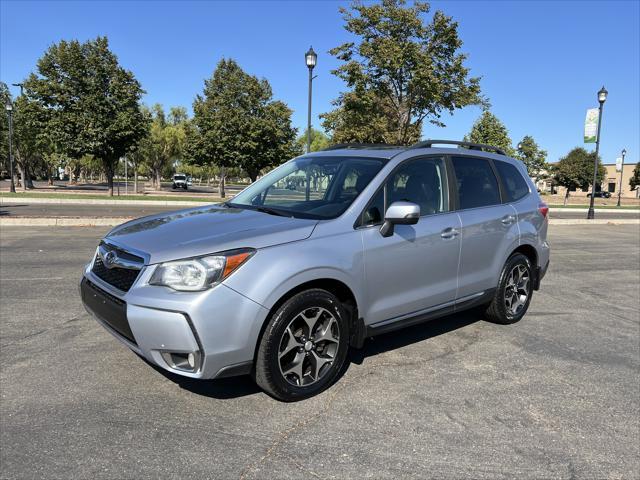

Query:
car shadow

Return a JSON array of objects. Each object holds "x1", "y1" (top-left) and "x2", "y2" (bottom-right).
[
  {"x1": 349, "y1": 309, "x2": 482, "y2": 366},
  {"x1": 146, "y1": 309, "x2": 484, "y2": 401},
  {"x1": 141, "y1": 356, "x2": 262, "y2": 399}
]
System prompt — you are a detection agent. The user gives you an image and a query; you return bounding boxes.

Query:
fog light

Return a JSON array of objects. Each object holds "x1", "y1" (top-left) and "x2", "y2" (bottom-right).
[{"x1": 160, "y1": 351, "x2": 200, "y2": 372}]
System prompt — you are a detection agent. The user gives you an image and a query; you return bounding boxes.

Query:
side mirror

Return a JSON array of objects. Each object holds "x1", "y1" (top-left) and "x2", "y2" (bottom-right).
[{"x1": 380, "y1": 201, "x2": 420, "y2": 237}]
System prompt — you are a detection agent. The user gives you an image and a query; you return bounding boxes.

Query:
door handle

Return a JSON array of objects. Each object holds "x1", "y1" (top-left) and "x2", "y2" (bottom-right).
[
  {"x1": 441, "y1": 227, "x2": 459, "y2": 239},
  {"x1": 501, "y1": 215, "x2": 516, "y2": 225}
]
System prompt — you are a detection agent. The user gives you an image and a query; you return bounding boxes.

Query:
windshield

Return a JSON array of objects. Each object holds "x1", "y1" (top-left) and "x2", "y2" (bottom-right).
[
  {"x1": 174, "y1": 175, "x2": 186, "y2": 180},
  {"x1": 228, "y1": 156, "x2": 384, "y2": 219}
]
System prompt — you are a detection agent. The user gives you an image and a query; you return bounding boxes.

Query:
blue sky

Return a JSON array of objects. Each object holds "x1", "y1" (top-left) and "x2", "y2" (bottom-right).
[{"x1": 1, "y1": 0, "x2": 639, "y2": 165}]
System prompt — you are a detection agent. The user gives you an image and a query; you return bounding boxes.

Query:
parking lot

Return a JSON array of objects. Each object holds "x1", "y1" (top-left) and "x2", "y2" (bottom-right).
[{"x1": 1, "y1": 224, "x2": 638, "y2": 479}]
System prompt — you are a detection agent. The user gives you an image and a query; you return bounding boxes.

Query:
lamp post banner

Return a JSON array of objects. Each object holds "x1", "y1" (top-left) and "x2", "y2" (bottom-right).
[
  {"x1": 616, "y1": 157, "x2": 622, "y2": 172},
  {"x1": 584, "y1": 108, "x2": 599, "y2": 143}
]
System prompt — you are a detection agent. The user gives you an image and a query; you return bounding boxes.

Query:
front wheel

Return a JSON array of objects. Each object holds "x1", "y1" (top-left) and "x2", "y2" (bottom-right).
[
  {"x1": 484, "y1": 253, "x2": 533, "y2": 324},
  {"x1": 255, "y1": 289, "x2": 350, "y2": 401}
]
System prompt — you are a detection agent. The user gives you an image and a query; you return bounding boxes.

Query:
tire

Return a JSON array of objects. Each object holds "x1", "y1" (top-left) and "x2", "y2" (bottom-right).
[
  {"x1": 484, "y1": 253, "x2": 533, "y2": 325},
  {"x1": 255, "y1": 289, "x2": 350, "y2": 401}
]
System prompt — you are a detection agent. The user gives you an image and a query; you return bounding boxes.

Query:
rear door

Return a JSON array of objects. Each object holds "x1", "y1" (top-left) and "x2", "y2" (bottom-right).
[
  {"x1": 452, "y1": 155, "x2": 519, "y2": 299},
  {"x1": 360, "y1": 156, "x2": 461, "y2": 325}
]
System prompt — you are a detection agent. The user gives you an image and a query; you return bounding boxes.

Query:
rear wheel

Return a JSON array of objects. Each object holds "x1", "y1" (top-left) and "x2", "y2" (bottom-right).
[
  {"x1": 255, "y1": 289, "x2": 349, "y2": 401},
  {"x1": 484, "y1": 253, "x2": 533, "y2": 324}
]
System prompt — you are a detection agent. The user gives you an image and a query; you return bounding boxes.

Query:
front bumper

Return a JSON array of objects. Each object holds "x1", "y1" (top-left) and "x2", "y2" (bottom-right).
[{"x1": 81, "y1": 266, "x2": 269, "y2": 379}]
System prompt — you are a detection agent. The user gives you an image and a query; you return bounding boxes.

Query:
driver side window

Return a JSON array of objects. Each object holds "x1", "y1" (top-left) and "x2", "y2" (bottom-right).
[{"x1": 360, "y1": 156, "x2": 449, "y2": 226}]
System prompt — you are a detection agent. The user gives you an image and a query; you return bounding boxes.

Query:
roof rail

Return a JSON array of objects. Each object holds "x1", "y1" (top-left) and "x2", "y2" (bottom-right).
[
  {"x1": 409, "y1": 139, "x2": 506, "y2": 156},
  {"x1": 321, "y1": 143, "x2": 403, "y2": 151}
]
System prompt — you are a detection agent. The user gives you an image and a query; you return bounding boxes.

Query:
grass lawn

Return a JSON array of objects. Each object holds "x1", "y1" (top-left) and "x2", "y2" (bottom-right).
[{"x1": 0, "y1": 191, "x2": 225, "y2": 203}]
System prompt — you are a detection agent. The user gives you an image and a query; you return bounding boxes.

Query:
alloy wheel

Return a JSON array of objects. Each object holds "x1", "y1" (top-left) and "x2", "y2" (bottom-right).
[
  {"x1": 504, "y1": 264, "x2": 530, "y2": 316},
  {"x1": 277, "y1": 307, "x2": 340, "y2": 387}
]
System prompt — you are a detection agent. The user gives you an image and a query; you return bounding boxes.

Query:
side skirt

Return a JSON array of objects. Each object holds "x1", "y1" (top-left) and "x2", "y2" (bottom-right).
[{"x1": 365, "y1": 289, "x2": 496, "y2": 338}]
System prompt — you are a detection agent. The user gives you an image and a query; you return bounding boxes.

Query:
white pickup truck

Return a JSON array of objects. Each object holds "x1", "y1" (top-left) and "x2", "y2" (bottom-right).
[{"x1": 171, "y1": 173, "x2": 192, "y2": 190}]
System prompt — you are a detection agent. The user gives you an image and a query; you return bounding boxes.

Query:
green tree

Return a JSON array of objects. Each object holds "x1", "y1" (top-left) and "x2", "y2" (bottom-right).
[
  {"x1": 629, "y1": 162, "x2": 640, "y2": 194},
  {"x1": 136, "y1": 104, "x2": 188, "y2": 189},
  {"x1": 11, "y1": 94, "x2": 52, "y2": 189},
  {"x1": 553, "y1": 147, "x2": 606, "y2": 205},
  {"x1": 322, "y1": 0, "x2": 485, "y2": 145},
  {"x1": 296, "y1": 128, "x2": 331, "y2": 153},
  {"x1": 464, "y1": 111, "x2": 514, "y2": 156},
  {"x1": 24, "y1": 36, "x2": 148, "y2": 195},
  {"x1": 187, "y1": 58, "x2": 298, "y2": 197},
  {"x1": 516, "y1": 135, "x2": 547, "y2": 179}
]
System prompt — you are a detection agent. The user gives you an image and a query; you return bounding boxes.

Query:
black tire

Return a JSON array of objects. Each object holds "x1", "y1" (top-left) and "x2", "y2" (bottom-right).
[
  {"x1": 255, "y1": 289, "x2": 350, "y2": 401},
  {"x1": 484, "y1": 253, "x2": 533, "y2": 325}
]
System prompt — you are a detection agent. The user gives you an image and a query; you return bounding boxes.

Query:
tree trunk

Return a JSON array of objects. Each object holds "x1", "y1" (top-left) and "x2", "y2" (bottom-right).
[
  {"x1": 107, "y1": 173, "x2": 114, "y2": 196},
  {"x1": 17, "y1": 163, "x2": 26, "y2": 191},
  {"x1": 563, "y1": 189, "x2": 569, "y2": 206},
  {"x1": 24, "y1": 165, "x2": 34, "y2": 189},
  {"x1": 219, "y1": 168, "x2": 226, "y2": 198},
  {"x1": 134, "y1": 167, "x2": 138, "y2": 194},
  {"x1": 155, "y1": 169, "x2": 162, "y2": 190},
  {"x1": 105, "y1": 162, "x2": 114, "y2": 196}
]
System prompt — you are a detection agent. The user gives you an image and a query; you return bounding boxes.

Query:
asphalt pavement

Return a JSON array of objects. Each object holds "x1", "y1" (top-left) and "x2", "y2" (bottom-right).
[
  {"x1": 0, "y1": 225, "x2": 639, "y2": 479},
  {"x1": 1, "y1": 201, "x2": 639, "y2": 220}
]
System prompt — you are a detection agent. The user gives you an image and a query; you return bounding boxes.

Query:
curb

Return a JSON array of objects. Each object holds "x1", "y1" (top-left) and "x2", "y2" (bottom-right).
[
  {"x1": 2, "y1": 197, "x2": 638, "y2": 213},
  {"x1": 548, "y1": 219, "x2": 640, "y2": 225},
  {"x1": 1, "y1": 217, "x2": 638, "y2": 227},
  {"x1": 0, "y1": 197, "x2": 213, "y2": 207},
  {"x1": 549, "y1": 207, "x2": 640, "y2": 214},
  {"x1": 0, "y1": 217, "x2": 133, "y2": 226}
]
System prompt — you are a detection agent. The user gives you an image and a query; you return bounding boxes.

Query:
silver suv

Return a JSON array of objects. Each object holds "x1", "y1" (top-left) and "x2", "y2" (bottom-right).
[{"x1": 81, "y1": 140, "x2": 550, "y2": 401}]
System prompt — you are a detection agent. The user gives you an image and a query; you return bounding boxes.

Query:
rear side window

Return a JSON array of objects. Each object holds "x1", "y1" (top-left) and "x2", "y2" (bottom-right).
[
  {"x1": 494, "y1": 160, "x2": 530, "y2": 202},
  {"x1": 452, "y1": 156, "x2": 501, "y2": 209}
]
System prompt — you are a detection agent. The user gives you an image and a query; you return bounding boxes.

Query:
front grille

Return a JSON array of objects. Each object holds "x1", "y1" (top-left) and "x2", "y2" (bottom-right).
[
  {"x1": 81, "y1": 278, "x2": 136, "y2": 344},
  {"x1": 91, "y1": 246, "x2": 143, "y2": 292}
]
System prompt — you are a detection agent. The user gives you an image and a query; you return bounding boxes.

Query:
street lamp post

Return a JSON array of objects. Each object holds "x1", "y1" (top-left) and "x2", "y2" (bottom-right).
[
  {"x1": 587, "y1": 86, "x2": 608, "y2": 220},
  {"x1": 12, "y1": 83, "x2": 24, "y2": 96},
  {"x1": 617, "y1": 148, "x2": 626, "y2": 207},
  {"x1": 5, "y1": 99, "x2": 16, "y2": 193},
  {"x1": 305, "y1": 46, "x2": 317, "y2": 154}
]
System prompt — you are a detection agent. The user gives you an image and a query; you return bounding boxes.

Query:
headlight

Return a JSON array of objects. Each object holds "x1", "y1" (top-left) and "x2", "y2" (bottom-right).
[{"x1": 149, "y1": 248, "x2": 255, "y2": 291}]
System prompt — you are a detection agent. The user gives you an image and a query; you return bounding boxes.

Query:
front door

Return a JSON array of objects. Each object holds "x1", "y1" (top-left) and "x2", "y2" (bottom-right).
[{"x1": 360, "y1": 156, "x2": 461, "y2": 326}]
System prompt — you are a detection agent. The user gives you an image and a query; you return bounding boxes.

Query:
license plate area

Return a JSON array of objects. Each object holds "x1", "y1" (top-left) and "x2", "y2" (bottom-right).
[{"x1": 81, "y1": 278, "x2": 136, "y2": 344}]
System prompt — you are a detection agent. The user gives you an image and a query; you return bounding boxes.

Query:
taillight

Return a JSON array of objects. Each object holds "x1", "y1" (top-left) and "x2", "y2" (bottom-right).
[{"x1": 538, "y1": 202, "x2": 549, "y2": 218}]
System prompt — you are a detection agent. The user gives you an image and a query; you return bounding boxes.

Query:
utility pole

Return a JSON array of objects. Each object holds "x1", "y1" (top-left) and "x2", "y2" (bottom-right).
[
  {"x1": 617, "y1": 149, "x2": 626, "y2": 207},
  {"x1": 587, "y1": 86, "x2": 608, "y2": 220}
]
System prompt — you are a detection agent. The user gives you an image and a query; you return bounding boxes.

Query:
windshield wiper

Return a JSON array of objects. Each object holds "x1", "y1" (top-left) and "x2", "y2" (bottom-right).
[{"x1": 254, "y1": 206, "x2": 290, "y2": 217}]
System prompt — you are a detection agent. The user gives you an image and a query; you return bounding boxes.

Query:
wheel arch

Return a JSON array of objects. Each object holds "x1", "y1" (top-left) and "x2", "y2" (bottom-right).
[
  {"x1": 510, "y1": 243, "x2": 538, "y2": 267},
  {"x1": 253, "y1": 277, "x2": 362, "y2": 366}
]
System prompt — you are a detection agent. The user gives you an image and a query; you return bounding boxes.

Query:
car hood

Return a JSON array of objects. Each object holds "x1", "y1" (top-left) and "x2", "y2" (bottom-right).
[{"x1": 105, "y1": 204, "x2": 318, "y2": 264}]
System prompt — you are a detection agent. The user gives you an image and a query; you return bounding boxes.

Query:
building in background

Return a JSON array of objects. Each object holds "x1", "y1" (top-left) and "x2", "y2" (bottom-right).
[{"x1": 530, "y1": 163, "x2": 638, "y2": 199}]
